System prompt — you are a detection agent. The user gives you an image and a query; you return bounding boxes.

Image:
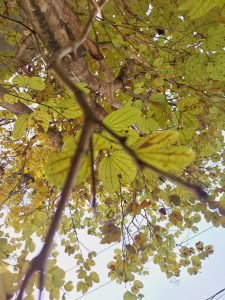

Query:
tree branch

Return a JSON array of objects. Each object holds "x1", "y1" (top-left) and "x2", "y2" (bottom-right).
[{"x1": 16, "y1": 119, "x2": 93, "y2": 300}]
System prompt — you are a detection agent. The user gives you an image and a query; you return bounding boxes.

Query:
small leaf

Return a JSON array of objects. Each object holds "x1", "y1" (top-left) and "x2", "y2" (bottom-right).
[
  {"x1": 90, "y1": 272, "x2": 100, "y2": 283},
  {"x1": 13, "y1": 114, "x2": 29, "y2": 139},
  {"x1": 28, "y1": 77, "x2": 46, "y2": 91},
  {"x1": 123, "y1": 291, "x2": 137, "y2": 300},
  {"x1": 64, "y1": 281, "x2": 74, "y2": 292}
]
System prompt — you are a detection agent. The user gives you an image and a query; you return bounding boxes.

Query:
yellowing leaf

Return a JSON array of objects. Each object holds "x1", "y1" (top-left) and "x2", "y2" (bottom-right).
[
  {"x1": 45, "y1": 150, "x2": 90, "y2": 187},
  {"x1": 98, "y1": 151, "x2": 136, "y2": 192},
  {"x1": 169, "y1": 211, "x2": 183, "y2": 226},
  {"x1": 32, "y1": 110, "x2": 50, "y2": 132},
  {"x1": 3, "y1": 93, "x2": 19, "y2": 104},
  {"x1": 90, "y1": 272, "x2": 100, "y2": 283},
  {"x1": 132, "y1": 130, "x2": 179, "y2": 151},
  {"x1": 13, "y1": 114, "x2": 29, "y2": 139},
  {"x1": 178, "y1": 98, "x2": 203, "y2": 115},
  {"x1": 28, "y1": 77, "x2": 46, "y2": 91},
  {"x1": 136, "y1": 146, "x2": 195, "y2": 171}
]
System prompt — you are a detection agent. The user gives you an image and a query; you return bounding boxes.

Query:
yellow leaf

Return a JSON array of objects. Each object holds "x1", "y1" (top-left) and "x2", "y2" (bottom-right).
[
  {"x1": 13, "y1": 114, "x2": 29, "y2": 139},
  {"x1": 90, "y1": 272, "x2": 100, "y2": 283}
]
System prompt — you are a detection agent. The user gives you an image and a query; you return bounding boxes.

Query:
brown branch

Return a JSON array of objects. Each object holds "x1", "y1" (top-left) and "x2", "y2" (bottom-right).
[{"x1": 16, "y1": 119, "x2": 93, "y2": 300}]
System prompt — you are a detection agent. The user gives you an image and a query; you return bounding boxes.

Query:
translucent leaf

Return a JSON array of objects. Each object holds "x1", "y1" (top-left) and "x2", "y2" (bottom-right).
[
  {"x1": 13, "y1": 114, "x2": 29, "y2": 139},
  {"x1": 136, "y1": 146, "x2": 195, "y2": 171},
  {"x1": 185, "y1": 53, "x2": 207, "y2": 82},
  {"x1": 98, "y1": 151, "x2": 136, "y2": 192},
  {"x1": 56, "y1": 98, "x2": 83, "y2": 119},
  {"x1": 103, "y1": 106, "x2": 141, "y2": 133},
  {"x1": 28, "y1": 77, "x2": 46, "y2": 91},
  {"x1": 136, "y1": 116, "x2": 159, "y2": 133},
  {"x1": 132, "y1": 130, "x2": 179, "y2": 151},
  {"x1": 203, "y1": 24, "x2": 225, "y2": 50}
]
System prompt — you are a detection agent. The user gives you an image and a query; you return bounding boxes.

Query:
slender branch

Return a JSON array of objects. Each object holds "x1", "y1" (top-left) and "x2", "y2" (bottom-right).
[
  {"x1": 16, "y1": 119, "x2": 93, "y2": 300},
  {"x1": 90, "y1": 136, "x2": 97, "y2": 208}
]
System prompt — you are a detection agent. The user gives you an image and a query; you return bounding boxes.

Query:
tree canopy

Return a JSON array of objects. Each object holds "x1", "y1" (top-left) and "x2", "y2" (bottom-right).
[{"x1": 0, "y1": 0, "x2": 225, "y2": 299}]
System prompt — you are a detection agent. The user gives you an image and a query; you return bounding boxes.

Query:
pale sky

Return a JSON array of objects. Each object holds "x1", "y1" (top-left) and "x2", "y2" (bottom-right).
[{"x1": 53, "y1": 222, "x2": 225, "y2": 300}]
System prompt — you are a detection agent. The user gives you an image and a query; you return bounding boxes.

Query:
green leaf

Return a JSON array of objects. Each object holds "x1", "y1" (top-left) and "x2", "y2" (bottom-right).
[
  {"x1": 56, "y1": 98, "x2": 82, "y2": 119},
  {"x1": 13, "y1": 114, "x2": 29, "y2": 139},
  {"x1": 133, "y1": 280, "x2": 144, "y2": 289},
  {"x1": 3, "y1": 93, "x2": 19, "y2": 104},
  {"x1": 136, "y1": 116, "x2": 159, "y2": 133},
  {"x1": 99, "y1": 151, "x2": 136, "y2": 192},
  {"x1": 103, "y1": 106, "x2": 141, "y2": 133},
  {"x1": 12, "y1": 75, "x2": 30, "y2": 86},
  {"x1": 123, "y1": 291, "x2": 137, "y2": 300},
  {"x1": 179, "y1": 0, "x2": 224, "y2": 19},
  {"x1": 207, "y1": 53, "x2": 225, "y2": 81},
  {"x1": 28, "y1": 77, "x2": 46, "y2": 91},
  {"x1": 90, "y1": 272, "x2": 100, "y2": 283}
]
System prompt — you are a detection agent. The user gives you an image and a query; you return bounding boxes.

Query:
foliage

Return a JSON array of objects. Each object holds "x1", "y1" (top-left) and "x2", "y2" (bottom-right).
[{"x1": 0, "y1": 0, "x2": 224, "y2": 299}]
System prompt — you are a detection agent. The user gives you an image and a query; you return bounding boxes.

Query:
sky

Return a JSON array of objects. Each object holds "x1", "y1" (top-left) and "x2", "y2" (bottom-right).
[{"x1": 51, "y1": 222, "x2": 225, "y2": 300}]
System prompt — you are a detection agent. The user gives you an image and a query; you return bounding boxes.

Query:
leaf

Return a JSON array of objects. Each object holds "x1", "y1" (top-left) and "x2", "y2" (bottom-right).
[
  {"x1": 103, "y1": 106, "x2": 141, "y2": 133},
  {"x1": 32, "y1": 110, "x2": 50, "y2": 132},
  {"x1": 169, "y1": 211, "x2": 183, "y2": 226},
  {"x1": 178, "y1": 98, "x2": 203, "y2": 115},
  {"x1": 133, "y1": 280, "x2": 144, "y2": 289},
  {"x1": 136, "y1": 116, "x2": 159, "y2": 133},
  {"x1": 56, "y1": 98, "x2": 82, "y2": 119},
  {"x1": 179, "y1": 0, "x2": 224, "y2": 19},
  {"x1": 123, "y1": 291, "x2": 137, "y2": 300},
  {"x1": 136, "y1": 146, "x2": 195, "y2": 171},
  {"x1": 64, "y1": 281, "x2": 74, "y2": 292},
  {"x1": 3, "y1": 93, "x2": 19, "y2": 104},
  {"x1": 98, "y1": 151, "x2": 136, "y2": 192},
  {"x1": 13, "y1": 114, "x2": 29, "y2": 139},
  {"x1": 45, "y1": 150, "x2": 90, "y2": 187},
  {"x1": 132, "y1": 130, "x2": 195, "y2": 171},
  {"x1": 12, "y1": 75, "x2": 30, "y2": 86},
  {"x1": 207, "y1": 53, "x2": 225, "y2": 81},
  {"x1": 28, "y1": 77, "x2": 46, "y2": 91},
  {"x1": 90, "y1": 272, "x2": 100, "y2": 283},
  {"x1": 132, "y1": 130, "x2": 179, "y2": 151}
]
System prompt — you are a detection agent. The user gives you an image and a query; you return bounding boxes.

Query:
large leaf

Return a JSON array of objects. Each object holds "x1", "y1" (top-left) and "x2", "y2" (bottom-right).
[
  {"x1": 179, "y1": 0, "x2": 224, "y2": 19},
  {"x1": 103, "y1": 106, "x2": 141, "y2": 133},
  {"x1": 98, "y1": 151, "x2": 136, "y2": 192},
  {"x1": 132, "y1": 131, "x2": 195, "y2": 171}
]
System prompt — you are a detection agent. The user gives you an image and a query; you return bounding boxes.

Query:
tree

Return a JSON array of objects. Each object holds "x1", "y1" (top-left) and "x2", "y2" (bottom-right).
[{"x1": 0, "y1": 0, "x2": 224, "y2": 299}]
